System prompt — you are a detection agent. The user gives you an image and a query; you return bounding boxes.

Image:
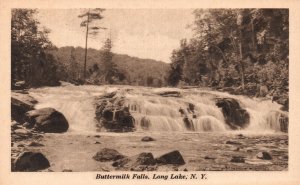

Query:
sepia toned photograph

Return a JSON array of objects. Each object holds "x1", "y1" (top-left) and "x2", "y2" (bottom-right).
[{"x1": 10, "y1": 8, "x2": 289, "y2": 173}]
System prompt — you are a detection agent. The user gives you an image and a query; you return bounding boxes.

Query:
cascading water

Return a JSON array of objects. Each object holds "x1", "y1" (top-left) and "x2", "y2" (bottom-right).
[
  {"x1": 29, "y1": 84, "x2": 118, "y2": 132},
  {"x1": 29, "y1": 84, "x2": 287, "y2": 133}
]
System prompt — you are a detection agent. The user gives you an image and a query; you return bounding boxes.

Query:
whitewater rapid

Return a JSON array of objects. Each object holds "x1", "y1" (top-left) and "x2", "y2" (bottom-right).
[{"x1": 29, "y1": 84, "x2": 287, "y2": 133}]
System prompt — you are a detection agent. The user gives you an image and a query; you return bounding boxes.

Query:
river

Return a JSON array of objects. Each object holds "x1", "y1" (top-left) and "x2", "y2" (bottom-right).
[{"x1": 25, "y1": 84, "x2": 288, "y2": 171}]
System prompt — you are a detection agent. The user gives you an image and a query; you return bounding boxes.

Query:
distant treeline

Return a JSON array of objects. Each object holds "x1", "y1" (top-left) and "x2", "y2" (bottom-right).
[
  {"x1": 11, "y1": 9, "x2": 169, "y2": 89},
  {"x1": 49, "y1": 46, "x2": 169, "y2": 87}
]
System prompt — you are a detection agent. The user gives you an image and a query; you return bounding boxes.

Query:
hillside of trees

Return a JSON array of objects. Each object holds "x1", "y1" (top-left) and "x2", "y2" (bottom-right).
[
  {"x1": 49, "y1": 46, "x2": 169, "y2": 87},
  {"x1": 167, "y1": 9, "x2": 288, "y2": 110},
  {"x1": 11, "y1": 9, "x2": 169, "y2": 89}
]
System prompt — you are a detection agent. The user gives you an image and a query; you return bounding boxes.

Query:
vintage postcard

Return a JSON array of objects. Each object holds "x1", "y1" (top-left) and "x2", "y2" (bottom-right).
[{"x1": 1, "y1": 0, "x2": 300, "y2": 185}]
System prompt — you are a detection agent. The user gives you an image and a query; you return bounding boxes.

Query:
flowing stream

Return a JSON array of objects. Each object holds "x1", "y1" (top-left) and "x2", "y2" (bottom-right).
[{"x1": 29, "y1": 83, "x2": 287, "y2": 134}]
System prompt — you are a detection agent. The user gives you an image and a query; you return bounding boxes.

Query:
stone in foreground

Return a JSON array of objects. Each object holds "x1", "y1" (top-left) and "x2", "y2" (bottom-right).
[
  {"x1": 93, "y1": 148, "x2": 125, "y2": 162},
  {"x1": 257, "y1": 152, "x2": 272, "y2": 160},
  {"x1": 25, "y1": 107, "x2": 69, "y2": 133},
  {"x1": 141, "y1": 136, "x2": 155, "y2": 142},
  {"x1": 155, "y1": 150, "x2": 185, "y2": 165},
  {"x1": 230, "y1": 156, "x2": 245, "y2": 163},
  {"x1": 14, "y1": 152, "x2": 50, "y2": 171},
  {"x1": 112, "y1": 152, "x2": 156, "y2": 170}
]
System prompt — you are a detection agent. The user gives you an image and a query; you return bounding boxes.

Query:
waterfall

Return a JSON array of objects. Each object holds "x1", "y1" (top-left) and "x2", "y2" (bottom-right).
[{"x1": 29, "y1": 84, "x2": 287, "y2": 133}]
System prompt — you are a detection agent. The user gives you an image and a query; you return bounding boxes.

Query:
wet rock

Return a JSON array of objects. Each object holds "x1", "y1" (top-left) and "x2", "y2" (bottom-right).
[
  {"x1": 188, "y1": 103, "x2": 195, "y2": 113},
  {"x1": 215, "y1": 98, "x2": 250, "y2": 129},
  {"x1": 140, "y1": 116, "x2": 151, "y2": 130},
  {"x1": 23, "y1": 122, "x2": 34, "y2": 129},
  {"x1": 278, "y1": 97, "x2": 288, "y2": 112},
  {"x1": 266, "y1": 111, "x2": 288, "y2": 133},
  {"x1": 130, "y1": 165, "x2": 157, "y2": 171},
  {"x1": 25, "y1": 108, "x2": 69, "y2": 133},
  {"x1": 17, "y1": 144, "x2": 25, "y2": 147},
  {"x1": 183, "y1": 117, "x2": 194, "y2": 131},
  {"x1": 95, "y1": 96, "x2": 135, "y2": 132},
  {"x1": 112, "y1": 152, "x2": 156, "y2": 169},
  {"x1": 230, "y1": 156, "x2": 245, "y2": 163},
  {"x1": 13, "y1": 81, "x2": 26, "y2": 90},
  {"x1": 28, "y1": 141, "x2": 44, "y2": 147},
  {"x1": 155, "y1": 150, "x2": 185, "y2": 165},
  {"x1": 204, "y1": 156, "x2": 216, "y2": 160},
  {"x1": 11, "y1": 92, "x2": 37, "y2": 123},
  {"x1": 11, "y1": 120, "x2": 21, "y2": 130},
  {"x1": 14, "y1": 152, "x2": 50, "y2": 171},
  {"x1": 234, "y1": 147, "x2": 240, "y2": 151},
  {"x1": 279, "y1": 113, "x2": 288, "y2": 133},
  {"x1": 93, "y1": 148, "x2": 125, "y2": 162},
  {"x1": 141, "y1": 136, "x2": 155, "y2": 142},
  {"x1": 237, "y1": 134, "x2": 246, "y2": 139},
  {"x1": 257, "y1": 152, "x2": 272, "y2": 160},
  {"x1": 62, "y1": 169, "x2": 73, "y2": 172},
  {"x1": 157, "y1": 91, "x2": 181, "y2": 97},
  {"x1": 14, "y1": 128, "x2": 33, "y2": 140},
  {"x1": 225, "y1": 140, "x2": 242, "y2": 145}
]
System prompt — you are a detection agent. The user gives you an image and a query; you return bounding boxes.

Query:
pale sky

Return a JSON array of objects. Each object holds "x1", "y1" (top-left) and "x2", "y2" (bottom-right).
[{"x1": 36, "y1": 9, "x2": 194, "y2": 63}]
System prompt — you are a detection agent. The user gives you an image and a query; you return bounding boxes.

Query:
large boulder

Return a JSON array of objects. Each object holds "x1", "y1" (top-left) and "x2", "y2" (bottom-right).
[
  {"x1": 215, "y1": 98, "x2": 250, "y2": 129},
  {"x1": 93, "y1": 148, "x2": 125, "y2": 162},
  {"x1": 14, "y1": 152, "x2": 50, "y2": 171},
  {"x1": 112, "y1": 152, "x2": 156, "y2": 170},
  {"x1": 11, "y1": 92, "x2": 37, "y2": 123},
  {"x1": 95, "y1": 94, "x2": 135, "y2": 132},
  {"x1": 155, "y1": 150, "x2": 185, "y2": 165},
  {"x1": 25, "y1": 108, "x2": 69, "y2": 133}
]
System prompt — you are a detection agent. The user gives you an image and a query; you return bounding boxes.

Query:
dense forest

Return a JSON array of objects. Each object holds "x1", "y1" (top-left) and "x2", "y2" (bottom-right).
[{"x1": 167, "y1": 9, "x2": 288, "y2": 109}]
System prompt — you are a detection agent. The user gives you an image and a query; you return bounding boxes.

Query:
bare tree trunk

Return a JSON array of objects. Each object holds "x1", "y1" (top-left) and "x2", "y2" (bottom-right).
[
  {"x1": 238, "y1": 29, "x2": 245, "y2": 90},
  {"x1": 251, "y1": 20, "x2": 257, "y2": 54},
  {"x1": 83, "y1": 9, "x2": 90, "y2": 82}
]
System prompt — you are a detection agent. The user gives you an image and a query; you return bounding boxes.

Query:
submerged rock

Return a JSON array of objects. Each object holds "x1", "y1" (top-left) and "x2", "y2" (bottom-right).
[
  {"x1": 112, "y1": 152, "x2": 156, "y2": 170},
  {"x1": 141, "y1": 136, "x2": 155, "y2": 142},
  {"x1": 93, "y1": 148, "x2": 125, "y2": 162},
  {"x1": 140, "y1": 116, "x2": 151, "y2": 130},
  {"x1": 215, "y1": 98, "x2": 250, "y2": 129},
  {"x1": 25, "y1": 108, "x2": 69, "y2": 133},
  {"x1": 257, "y1": 152, "x2": 272, "y2": 160},
  {"x1": 225, "y1": 140, "x2": 242, "y2": 145},
  {"x1": 230, "y1": 156, "x2": 245, "y2": 163},
  {"x1": 279, "y1": 113, "x2": 288, "y2": 133},
  {"x1": 155, "y1": 150, "x2": 185, "y2": 165},
  {"x1": 157, "y1": 91, "x2": 181, "y2": 97},
  {"x1": 14, "y1": 152, "x2": 50, "y2": 171},
  {"x1": 28, "y1": 141, "x2": 44, "y2": 147}
]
